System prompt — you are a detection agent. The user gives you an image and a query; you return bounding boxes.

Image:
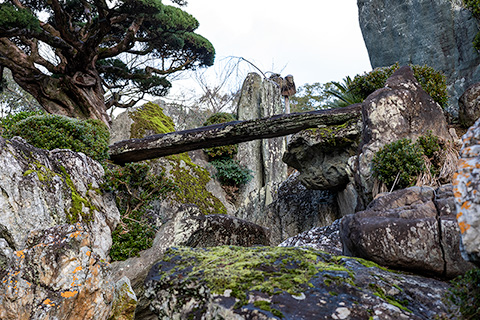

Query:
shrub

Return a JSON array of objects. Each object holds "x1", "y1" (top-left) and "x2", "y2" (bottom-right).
[
  {"x1": 446, "y1": 267, "x2": 480, "y2": 319},
  {"x1": 372, "y1": 138, "x2": 426, "y2": 190},
  {"x1": 203, "y1": 112, "x2": 238, "y2": 159},
  {"x1": 2, "y1": 113, "x2": 110, "y2": 161},
  {"x1": 210, "y1": 158, "x2": 252, "y2": 186},
  {"x1": 0, "y1": 110, "x2": 44, "y2": 136},
  {"x1": 102, "y1": 162, "x2": 176, "y2": 261},
  {"x1": 349, "y1": 63, "x2": 448, "y2": 109}
]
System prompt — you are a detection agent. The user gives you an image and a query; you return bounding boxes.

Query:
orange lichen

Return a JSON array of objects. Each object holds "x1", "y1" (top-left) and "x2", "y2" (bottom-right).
[
  {"x1": 461, "y1": 201, "x2": 472, "y2": 210},
  {"x1": 459, "y1": 221, "x2": 471, "y2": 234},
  {"x1": 61, "y1": 290, "x2": 78, "y2": 298},
  {"x1": 15, "y1": 250, "x2": 25, "y2": 259},
  {"x1": 69, "y1": 231, "x2": 82, "y2": 238},
  {"x1": 73, "y1": 266, "x2": 82, "y2": 274},
  {"x1": 454, "y1": 191, "x2": 463, "y2": 198},
  {"x1": 85, "y1": 251, "x2": 91, "y2": 257},
  {"x1": 43, "y1": 299, "x2": 55, "y2": 306},
  {"x1": 457, "y1": 212, "x2": 463, "y2": 219}
]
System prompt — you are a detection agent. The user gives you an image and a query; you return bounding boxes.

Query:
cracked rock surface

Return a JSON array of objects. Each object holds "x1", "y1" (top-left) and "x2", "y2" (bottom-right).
[{"x1": 340, "y1": 185, "x2": 475, "y2": 278}]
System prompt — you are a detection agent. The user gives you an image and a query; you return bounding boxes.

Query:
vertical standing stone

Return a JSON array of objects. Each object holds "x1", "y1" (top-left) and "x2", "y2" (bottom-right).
[{"x1": 236, "y1": 73, "x2": 288, "y2": 223}]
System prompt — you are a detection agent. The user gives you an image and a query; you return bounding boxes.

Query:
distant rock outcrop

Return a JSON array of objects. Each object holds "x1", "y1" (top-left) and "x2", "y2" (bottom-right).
[{"x1": 358, "y1": 0, "x2": 480, "y2": 115}]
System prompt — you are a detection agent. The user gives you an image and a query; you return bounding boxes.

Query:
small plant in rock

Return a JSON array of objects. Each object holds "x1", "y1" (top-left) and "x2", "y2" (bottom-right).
[
  {"x1": 2, "y1": 112, "x2": 110, "y2": 161},
  {"x1": 210, "y1": 158, "x2": 252, "y2": 187},
  {"x1": 445, "y1": 267, "x2": 480, "y2": 319},
  {"x1": 102, "y1": 162, "x2": 176, "y2": 261},
  {"x1": 203, "y1": 112, "x2": 238, "y2": 159},
  {"x1": 372, "y1": 138, "x2": 426, "y2": 190}
]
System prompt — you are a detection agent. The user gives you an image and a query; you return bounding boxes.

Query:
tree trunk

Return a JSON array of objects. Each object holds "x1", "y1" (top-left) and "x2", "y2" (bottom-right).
[
  {"x1": 109, "y1": 103, "x2": 362, "y2": 164},
  {"x1": 12, "y1": 71, "x2": 111, "y2": 126}
]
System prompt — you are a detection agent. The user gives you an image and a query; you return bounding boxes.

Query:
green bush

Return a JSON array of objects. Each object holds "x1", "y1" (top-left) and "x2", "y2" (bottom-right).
[
  {"x1": 210, "y1": 158, "x2": 252, "y2": 186},
  {"x1": 446, "y1": 267, "x2": 480, "y2": 319},
  {"x1": 349, "y1": 63, "x2": 448, "y2": 109},
  {"x1": 372, "y1": 138, "x2": 426, "y2": 190},
  {"x1": 1, "y1": 113, "x2": 110, "y2": 161},
  {"x1": 203, "y1": 112, "x2": 238, "y2": 159},
  {"x1": 0, "y1": 110, "x2": 44, "y2": 136},
  {"x1": 102, "y1": 162, "x2": 176, "y2": 261}
]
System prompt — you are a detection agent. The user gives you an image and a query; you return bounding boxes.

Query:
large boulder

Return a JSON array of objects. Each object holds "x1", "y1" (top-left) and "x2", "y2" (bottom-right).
[
  {"x1": 264, "y1": 171, "x2": 341, "y2": 245},
  {"x1": 356, "y1": 66, "x2": 452, "y2": 208},
  {"x1": 235, "y1": 72, "x2": 288, "y2": 222},
  {"x1": 453, "y1": 115, "x2": 480, "y2": 266},
  {"x1": 111, "y1": 204, "x2": 269, "y2": 294},
  {"x1": 0, "y1": 136, "x2": 120, "y2": 319},
  {"x1": 139, "y1": 246, "x2": 451, "y2": 319},
  {"x1": 283, "y1": 116, "x2": 362, "y2": 191},
  {"x1": 340, "y1": 185, "x2": 475, "y2": 278},
  {"x1": 358, "y1": 0, "x2": 480, "y2": 115},
  {"x1": 459, "y1": 82, "x2": 480, "y2": 128}
]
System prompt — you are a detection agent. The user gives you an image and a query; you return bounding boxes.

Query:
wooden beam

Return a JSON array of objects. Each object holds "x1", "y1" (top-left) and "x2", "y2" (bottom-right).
[{"x1": 108, "y1": 103, "x2": 362, "y2": 165}]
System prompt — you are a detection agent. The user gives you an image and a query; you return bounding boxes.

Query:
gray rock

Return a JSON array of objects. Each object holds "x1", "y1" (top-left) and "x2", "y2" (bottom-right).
[
  {"x1": 264, "y1": 171, "x2": 341, "y2": 245},
  {"x1": 235, "y1": 72, "x2": 288, "y2": 219},
  {"x1": 358, "y1": 0, "x2": 480, "y2": 115},
  {"x1": 453, "y1": 114, "x2": 480, "y2": 266},
  {"x1": 140, "y1": 246, "x2": 451, "y2": 319},
  {"x1": 356, "y1": 66, "x2": 452, "y2": 207},
  {"x1": 111, "y1": 204, "x2": 269, "y2": 294},
  {"x1": 459, "y1": 82, "x2": 480, "y2": 127},
  {"x1": 110, "y1": 277, "x2": 137, "y2": 320},
  {"x1": 283, "y1": 116, "x2": 362, "y2": 191},
  {"x1": 340, "y1": 186, "x2": 475, "y2": 278},
  {"x1": 279, "y1": 219, "x2": 343, "y2": 256}
]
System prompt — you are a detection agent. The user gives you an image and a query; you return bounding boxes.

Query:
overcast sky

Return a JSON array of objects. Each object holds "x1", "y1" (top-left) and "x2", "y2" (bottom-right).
[{"x1": 164, "y1": 0, "x2": 372, "y2": 96}]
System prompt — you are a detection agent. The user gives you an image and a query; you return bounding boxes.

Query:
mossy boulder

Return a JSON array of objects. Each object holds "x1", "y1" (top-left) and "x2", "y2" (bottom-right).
[
  {"x1": 139, "y1": 246, "x2": 451, "y2": 319},
  {"x1": 110, "y1": 102, "x2": 227, "y2": 216}
]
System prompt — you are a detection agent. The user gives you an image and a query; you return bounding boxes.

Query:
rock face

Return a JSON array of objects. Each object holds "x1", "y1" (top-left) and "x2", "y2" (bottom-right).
[
  {"x1": 279, "y1": 219, "x2": 343, "y2": 256},
  {"x1": 453, "y1": 115, "x2": 480, "y2": 266},
  {"x1": 340, "y1": 185, "x2": 475, "y2": 278},
  {"x1": 264, "y1": 171, "x2": 341, "y2": 245},
  {"x1": 0, "y1": 136, "x2": 120, "y2": 319},
  {"x1": 459, "y1": 82, "x2": 480, "y2": 127},
  {"x1": 358, "y1": 0, "x2": 480, "y2": 114},
  {"x1": 283, "y1": 116, "x2": 362, "y2": 191},
  {"x1": 356, "y1": 66, "x2": 452, "y2": 207},
  {"x1": 235, "y1": 72, "x2": 288, "y2": 223},
  {"x1": 139, "y1": 246, "x2": 451, "y2": 320}
]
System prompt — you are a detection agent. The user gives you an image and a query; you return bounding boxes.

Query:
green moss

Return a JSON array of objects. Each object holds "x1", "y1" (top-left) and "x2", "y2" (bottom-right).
[
  {"x1": 160, "y1": 246, "x2": 351, "y2": 308},
  {"x1": 128, "y1": 103, "x2": 226, "y2": 215},
  {"x1": 60, "y1": 166, "x2": 97, "y2": 223},
  {"x1": 369, "y1": 283, "x2": 412, "y2": 313},
  {"x1": 304, "y1": 119, "x2": 358, "y2": 151},
  {"x1": 168, "y1": 160, "x2": 227, "y2": 215},
  {"x1": 128, "y1": 102, "x2": 175, "y2": 138}
]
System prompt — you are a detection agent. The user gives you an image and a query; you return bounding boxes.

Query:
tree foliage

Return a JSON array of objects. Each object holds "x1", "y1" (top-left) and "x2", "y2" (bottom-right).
[
  {"x1": 289, "y1": 82, "x2": 336, "y2": 112},
  {"x1": 0, "y1": 0, "x2": 215, "y2": 124}
]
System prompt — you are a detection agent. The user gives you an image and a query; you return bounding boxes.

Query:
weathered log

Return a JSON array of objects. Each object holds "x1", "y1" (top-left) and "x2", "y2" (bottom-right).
[{"x1": 108, "y1": 104, "x2": 362, "y2": 164}]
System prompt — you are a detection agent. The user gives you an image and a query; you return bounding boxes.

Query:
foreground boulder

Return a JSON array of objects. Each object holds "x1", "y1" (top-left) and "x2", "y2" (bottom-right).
[
  {"x1": 0, "y1": 137, "x2": 120, "y2": 319},
  {"x1": 454, "y1": 115, "x2": 480, "y2": 266},
  {"x1": 459, "y1": 82, "x2": 480, "y2": 128},
  {"x1": 111, "y1": 204, "x2": 269, "y2": 294},
  {"x1": 341, "y1": 185, "x2": 475, "y2": 278},
  {"x1": 139, "y1": 246, "x2": 451, "y2": 319}
]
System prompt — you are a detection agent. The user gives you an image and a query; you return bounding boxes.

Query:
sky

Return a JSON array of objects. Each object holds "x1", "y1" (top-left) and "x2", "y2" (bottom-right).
[{"x1": 164, "y1": 0, "x2": 372, "y2": 98}]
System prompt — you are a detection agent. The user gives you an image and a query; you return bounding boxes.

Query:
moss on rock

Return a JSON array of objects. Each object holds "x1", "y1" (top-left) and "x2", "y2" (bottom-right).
[{"x1": 127, "y1": 103, "x2": 226, "y2": 215}]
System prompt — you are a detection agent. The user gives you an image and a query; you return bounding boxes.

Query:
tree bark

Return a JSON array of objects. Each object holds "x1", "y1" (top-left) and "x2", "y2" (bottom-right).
[{"x1": 109, "y1": 103, "x2": 362, "y2": 164}]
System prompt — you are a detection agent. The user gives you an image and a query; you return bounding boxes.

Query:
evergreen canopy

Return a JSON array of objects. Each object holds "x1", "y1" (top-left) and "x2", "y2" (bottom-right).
[{"x1": 0, "y1": 0, "x2": 215, "y2": 124}]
